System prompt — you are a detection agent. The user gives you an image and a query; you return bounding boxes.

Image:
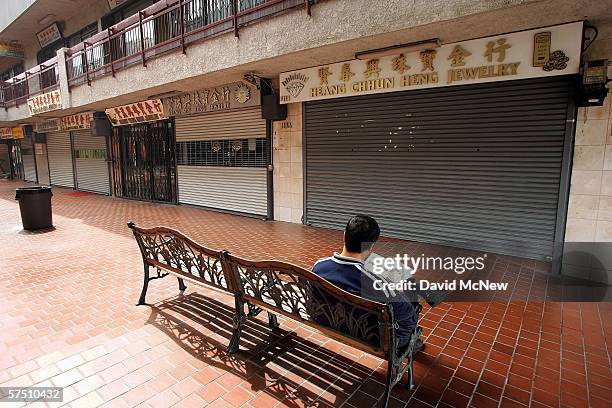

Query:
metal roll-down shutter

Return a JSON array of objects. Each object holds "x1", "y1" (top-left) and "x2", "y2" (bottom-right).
[
  {"x1": 73, "y1": 129, "x2": 110, "y2": 194},
  {"x1": 47, "y1": 131, "x2": 74, "y2": 188},
  {"x1": 175, "y1": 107, "x2": 268, "y2": 216},
  {"x1": 305, "y1": 77, "x2": 574, "y2": 261},
  {"x1": 21, "y1": 135, "x2": 37, "y2": 182}
]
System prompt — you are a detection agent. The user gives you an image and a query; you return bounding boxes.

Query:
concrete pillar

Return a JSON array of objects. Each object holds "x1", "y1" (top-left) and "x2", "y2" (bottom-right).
[{"x1": 55, "y1": 48, "x2": 71, "y2": 111}]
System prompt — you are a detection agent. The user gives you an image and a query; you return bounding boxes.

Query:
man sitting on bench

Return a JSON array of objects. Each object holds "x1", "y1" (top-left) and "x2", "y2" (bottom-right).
[{"x1": 312, "y1": 215, "x2": 422, "y2": 351}]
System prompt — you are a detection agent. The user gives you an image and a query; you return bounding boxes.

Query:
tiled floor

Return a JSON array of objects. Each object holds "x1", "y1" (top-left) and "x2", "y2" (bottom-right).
[{"x1": 0, "y1": 180, "x2": 610, "y2": 408}]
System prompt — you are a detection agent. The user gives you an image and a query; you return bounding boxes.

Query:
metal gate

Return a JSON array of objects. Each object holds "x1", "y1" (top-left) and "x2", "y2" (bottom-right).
[
  {"x1": 304, "y1": 77, "x2": 575, "y2": 261},
  {"x1": 47, "y1": 131, "x2": 74, "y2": 188},
  {"x1": 111, "y1": 120, "x2": 176, "y2": 202},
  {"x1": 73, "y1": 129, "x2": 110, "y2": 194},
  {"x1": 21, "y1": 135, "x2": 37, "y2": 183}
]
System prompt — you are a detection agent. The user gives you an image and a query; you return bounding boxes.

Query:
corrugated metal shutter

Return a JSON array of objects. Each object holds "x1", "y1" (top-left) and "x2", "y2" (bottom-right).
[
  {"x1": 175, "y1": 108, "x2": 268, "y2": 216},
  {"x1": 21, "y1": 136, "x2": 37, "y2": 182},
  {"x1": 177, "y1": 166, "x2": 267, "y2": 215},
  {"x1": 304, "y1": 77, "x2": 573, "y2": 261},
  {"x1": 47, "y1": 131, "x2": 74, "y2": 188},
  {"x1": 175, "y1": 107, "x2": 266, "y2": 141},
  {"x1": 73, "y1": 129, "x2": 110, "y2": 194}
]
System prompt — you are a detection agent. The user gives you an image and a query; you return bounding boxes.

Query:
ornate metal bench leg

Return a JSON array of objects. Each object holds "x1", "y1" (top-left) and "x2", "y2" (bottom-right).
[
  {"x1": 407, "y1": 357, "x2": 414, "y2": 389},
  {"x1": 228, "y1": 298, "x2": 246, "y2": 354},
  {"x1": 137, "y1": 264, "x2": 150, "y2": 306},
  {"x1": 178, "y1": 278, "x2": 187, "y2": 295},
  {"x1": 381, "y1": 361, "x2": 393, "y2": 408},
  {"x1": 267, "y1": 312, "x2": 279, "y2": 329}
]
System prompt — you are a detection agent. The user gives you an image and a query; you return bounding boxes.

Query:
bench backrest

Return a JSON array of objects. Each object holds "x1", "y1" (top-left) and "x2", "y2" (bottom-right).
[
  {"x1": 128, "y1": 222, "x2": 232, "y2": 293},
  {"x1": 224, "y1": 253, "x2": 393, "y2": 356}
]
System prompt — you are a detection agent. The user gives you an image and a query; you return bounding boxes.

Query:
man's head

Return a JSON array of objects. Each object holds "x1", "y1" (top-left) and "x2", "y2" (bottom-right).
[{"x1": 344, "y1": 215, "x2": 380, "y2": 256}]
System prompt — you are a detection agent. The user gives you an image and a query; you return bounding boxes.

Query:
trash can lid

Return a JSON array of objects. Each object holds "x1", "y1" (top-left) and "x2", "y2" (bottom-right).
[{"x1": 16, "y1": 186, "x2": 52, "y2": 194}]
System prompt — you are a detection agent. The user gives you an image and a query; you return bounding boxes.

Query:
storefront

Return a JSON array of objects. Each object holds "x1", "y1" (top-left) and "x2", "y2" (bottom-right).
[
  {"x1": 163, "y1": 82, "x2": 270, "y2": 217},
  {"x1": 280, "y1": 22, "x2": 583, "y2": 264},
  {"x1": 107, "y1": 99, "x2": 176, "y2": 203},
  {"x1": 62, "y1": 112, "x2": 111, "y2": 195}
]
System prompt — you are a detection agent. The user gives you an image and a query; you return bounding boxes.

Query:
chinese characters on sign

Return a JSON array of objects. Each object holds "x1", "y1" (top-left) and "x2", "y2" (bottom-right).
[
  {"x1": 162, "y1": 82, "x2": 260, "y2": 117},
  {"x1": 27, "y1": 90, "x2": 62, "y2": 115},
  {"x1": 0, "y1": 128, "x2": 13, "y2": 139},
  {"x1": 36, "y1": 23, "x2": 62, "y2": 48},
  {"x1": 34, "y1": 119, "x2": 61, "y2": 133},
  {"x1": 60, "y1": 112, "x2": 93, "y2": 130},
  {"x1": 105, "y1": 99, "x2": 166, "y2": 126},
  {"x1": 279, "y1": 22, "x2": 582, "y2": 104},
  {"x1": 0, "y1": 41, "x2": 24, "y2": 59},
  {"x1": 0, "y1": 127, "x2": 24, "y2": 140}
]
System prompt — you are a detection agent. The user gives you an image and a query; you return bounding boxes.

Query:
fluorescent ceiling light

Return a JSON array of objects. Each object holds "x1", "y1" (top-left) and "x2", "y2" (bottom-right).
[{"x1": 38, "y1": 14, "x2": 56, "y2": 26}]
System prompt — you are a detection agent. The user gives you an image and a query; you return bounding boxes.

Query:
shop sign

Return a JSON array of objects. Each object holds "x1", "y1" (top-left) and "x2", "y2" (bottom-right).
[
  {"x1": 11, "y1": 127, "x2": 25, "y2": 139},
  {"x1": 0, "y1": 41, "x2": 24, "y2": 59},
  {"x1": 60, "y1": 112, "x2": 93, "y2": 130},
  {"x1": 0, "y1": 127, "x2": 24, "y2": 139},
  {"x1": 27, "y1": 90, "x2": 62, "y2": 115},
  {"x1": 105, "y1": 99, "x2": 166, "y2": 126},
  {"x1": 37, "y1": 23, "x2": 62, "y2": 48},
  {"x1": 34, "y1": 118, "x2": 61, "y2": 133},
  {"x1": 162, "y1": 82, "x2": 260, "y2": 117},
  {"x1": 0, "y1": 128, "x2": 12, "y2": 139},
  {"x1": 279, "y1": 22, "x2": 582, "y2": 104}
]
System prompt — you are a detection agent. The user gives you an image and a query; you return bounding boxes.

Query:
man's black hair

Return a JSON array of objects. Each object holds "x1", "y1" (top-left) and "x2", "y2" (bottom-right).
[{"x1": 344, "y1": 215, "x2": 380, "y2": 253}]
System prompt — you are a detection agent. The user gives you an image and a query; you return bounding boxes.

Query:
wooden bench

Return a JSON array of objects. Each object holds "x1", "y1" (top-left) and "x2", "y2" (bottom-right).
[{"x1": 128, "y1": 222, "x2": 423, "y2": 408}]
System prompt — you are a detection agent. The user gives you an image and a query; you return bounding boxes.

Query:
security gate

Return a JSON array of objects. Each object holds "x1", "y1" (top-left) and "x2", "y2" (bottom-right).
[
  {"x1": 73, "y1": 129, "x2": 110, "y2": 194},
  {"x1": 21, "y1": 135, "x2": 37, "y2": 183},
  {"x1": 47, "y1": 131, "x2": 74, "y2": 188},
  {"x1": 111, "y1": 120, "x2": 176, "y2": 202},
  {"x1": 175, "y1": 108, "x2": 269, "y2": 216},
  {"x1": 304, "y1": 77, "x2": 575, "y2": 261}
]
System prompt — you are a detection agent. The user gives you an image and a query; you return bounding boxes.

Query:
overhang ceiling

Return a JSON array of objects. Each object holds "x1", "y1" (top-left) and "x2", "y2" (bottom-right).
[{"x1": 0, "y1": 0, "x2": 108, "y2": 72}]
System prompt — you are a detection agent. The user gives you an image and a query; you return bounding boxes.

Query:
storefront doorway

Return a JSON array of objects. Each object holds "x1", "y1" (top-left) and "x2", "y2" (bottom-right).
[{"x1": 110, "y1": 120, "x2": 176, "y2": 203}]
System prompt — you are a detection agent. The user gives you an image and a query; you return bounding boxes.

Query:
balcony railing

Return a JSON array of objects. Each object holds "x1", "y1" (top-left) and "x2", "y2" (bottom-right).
[
  {"x1": 1, "y1": 58, "x2": 59, "y2": 109},
  {"x1": 66, "y1": 0, "x2": 313, "y2": 87}
]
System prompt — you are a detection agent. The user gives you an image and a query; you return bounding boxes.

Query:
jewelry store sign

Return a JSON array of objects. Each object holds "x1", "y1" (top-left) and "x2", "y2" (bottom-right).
[
  {"x1": 280, "y1": 22, "x2": 582, "y2": 104},
  {"x1": 27, "y1": 90, "x2": 62, "y2": 115},
  {"x1": 105, "y1": 99, "x2": 166, "y2": 126},
  {"x1": 162, "y1": 82, "x2": 260, "y2": 117}
]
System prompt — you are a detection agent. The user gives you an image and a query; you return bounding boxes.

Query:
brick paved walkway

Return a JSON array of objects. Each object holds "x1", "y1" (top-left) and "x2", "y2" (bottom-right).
[{"x1": 0, "y1": 180, "x2": 610, "y2": 408}]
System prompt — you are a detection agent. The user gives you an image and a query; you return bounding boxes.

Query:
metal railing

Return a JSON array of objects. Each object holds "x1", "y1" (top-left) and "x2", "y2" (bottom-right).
[
  {"x1": 66, "y1": 0, "x2": 312, "y2": 87},
  {"x1": 0, "y1": 58, "x2": 59, "y2": 109}
]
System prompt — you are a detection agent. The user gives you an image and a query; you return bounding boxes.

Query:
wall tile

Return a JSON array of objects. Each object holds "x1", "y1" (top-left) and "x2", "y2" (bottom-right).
[
  {"x1": 598, "y1": 196, "x2": 612, "y2": 221},
  {"x1": 565, "y1": 218, "x2": 597, "y2": 242},
  {"x1": 575, "y1": 119, "x2": 606, "y2": 145},
  {"x1": 573, "y1": 145, "x2": 605, "y2": 170},
  {"x1": 570, "y1": 170, "x2": 602, "y2": 195},
  {"x1": 279, "y1": 206, "x2": 292, "y2": 222},
  {"x1": 290, "y1": 146, "x2": 302, "y2": 164},
  {"x1": 604, "y1": 145, "x2": 612, "y2": 170},
  {"x1": 568, "y1": 194, "x2": 599, "y2": 220},
  {"x1": 602, "y1": 171, "x2": 612, "y2": 196},
  {"x1": 606, "y1": 119, "x2": 612, "y2": 145},
  {"x1": 595, "y1": 220, "x2": 612, "y2": 241},
  {"x1": 585, "y1": 96, "x2": 610, "y2": 120},
  {"x1": 290, "y1": 162, "x2": 302, "y2": 179},
  {"x1": 291, "y1": 208, "x2": 302, "y2": 224}
]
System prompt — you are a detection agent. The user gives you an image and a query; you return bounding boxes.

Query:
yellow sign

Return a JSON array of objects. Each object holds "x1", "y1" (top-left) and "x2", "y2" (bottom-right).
[
  {"x1": 0, "y1": 41, "x2": 24, "y2": 59},
  {"x1": 11, "y1": 127, "x2": 25, "y2": 139},
  {"x1": 280, "y1": 22, "x2": 582, "y2": 104}
]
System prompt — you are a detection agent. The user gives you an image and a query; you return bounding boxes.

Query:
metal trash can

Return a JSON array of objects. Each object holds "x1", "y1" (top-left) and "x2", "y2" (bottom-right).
[{"x1": 15, "y1": 186, "x2": 53, "y2": 230}]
